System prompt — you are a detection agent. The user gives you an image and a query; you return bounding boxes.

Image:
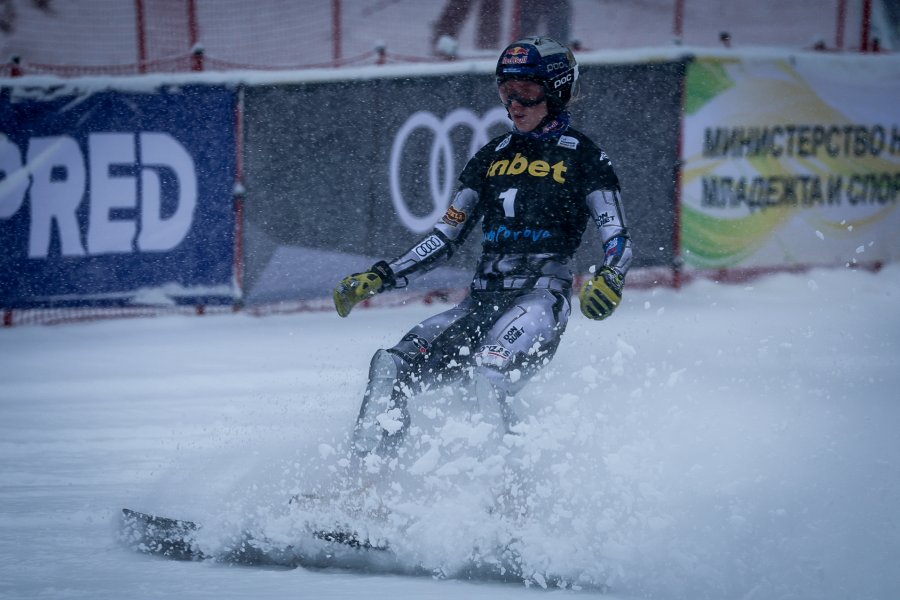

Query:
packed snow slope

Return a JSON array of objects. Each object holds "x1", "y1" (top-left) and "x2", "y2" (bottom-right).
[{"x1": 1, "y1": 265, "x2": 899, "y2": 599}]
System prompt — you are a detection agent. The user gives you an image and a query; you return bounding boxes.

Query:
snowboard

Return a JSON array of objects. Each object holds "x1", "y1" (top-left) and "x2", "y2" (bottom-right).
[{"x1": 119, "y1": 507, "x2": 387, "y2": 567}]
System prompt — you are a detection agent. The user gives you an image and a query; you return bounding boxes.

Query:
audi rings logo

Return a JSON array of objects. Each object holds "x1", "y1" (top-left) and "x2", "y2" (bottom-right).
[
  {"x1": 389, "y1": 107, "x2": 510, "y2": 233},
  {"x1": 414, "y1": 234, "x2": 444, "y2": 258}
]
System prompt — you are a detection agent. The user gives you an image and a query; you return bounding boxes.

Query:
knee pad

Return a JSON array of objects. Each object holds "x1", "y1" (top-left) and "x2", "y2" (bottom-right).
[
  {"x1": 473, "y1": 367, "x2": 520, "y2": 433},
  {"x1": 475, "y1": 344, "x2": 512, "y2": 370},
  {"x1": 353, "y1": 350, "x2": 409, "y2": 457},
  {"x1": 368, "y1": 348, "x2": 400, "y2": 384},
  {"x1": 474, "y1": 344, "x2": 530, "y2": 397}
]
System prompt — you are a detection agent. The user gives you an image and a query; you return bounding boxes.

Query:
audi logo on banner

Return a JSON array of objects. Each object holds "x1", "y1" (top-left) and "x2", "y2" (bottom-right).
[{"x1": 389, "y1": 107, "x2": 510, "y2": 233}]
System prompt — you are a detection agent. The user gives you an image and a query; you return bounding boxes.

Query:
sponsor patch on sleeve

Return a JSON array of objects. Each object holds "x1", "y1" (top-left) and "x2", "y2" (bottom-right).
[
  {"x1": 413, "y1": 234, "x2": 445, "y2": 258},
  {"x1": 441, "y1": 206, "x2": 467, "y2": 227}
]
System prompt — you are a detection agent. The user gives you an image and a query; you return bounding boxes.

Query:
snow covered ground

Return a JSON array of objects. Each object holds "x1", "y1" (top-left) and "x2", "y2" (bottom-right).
[{"x1": 2, "y1": 265, "x2": 899, "y2": 599}]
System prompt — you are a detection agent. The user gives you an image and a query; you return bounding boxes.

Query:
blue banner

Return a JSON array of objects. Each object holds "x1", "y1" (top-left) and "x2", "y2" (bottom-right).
[{"x1": 0, "y1": 84, "x2": 236, "y2": 307}]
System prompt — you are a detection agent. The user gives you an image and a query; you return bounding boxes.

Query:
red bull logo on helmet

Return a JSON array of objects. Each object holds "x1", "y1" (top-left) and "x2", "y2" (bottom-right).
[{"x1": 502, "y1": 45, "x2": 530, "y2": 65}]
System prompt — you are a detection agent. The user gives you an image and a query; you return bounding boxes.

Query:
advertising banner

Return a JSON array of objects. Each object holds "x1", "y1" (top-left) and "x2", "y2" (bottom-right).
[
  {"x1": 242, "y1": 60, "x2": 685, "y2": 303},
  {"x1": 0, "y1": 84, "x2": 237, "y2": 307},
  {"x1": 680, "y1": 55, "x2": 900, "y2": 270}
]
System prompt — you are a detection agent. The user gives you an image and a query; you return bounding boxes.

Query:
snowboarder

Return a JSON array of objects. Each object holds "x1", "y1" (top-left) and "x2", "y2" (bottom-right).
[{"x1": 333, "y1": 37, "x2": 632, "y2": 476}]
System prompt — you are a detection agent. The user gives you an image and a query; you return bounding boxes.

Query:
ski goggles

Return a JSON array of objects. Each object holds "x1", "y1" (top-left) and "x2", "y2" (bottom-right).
[{"x1": 498, "y1": 79, "x2": 547, "y2": 108}]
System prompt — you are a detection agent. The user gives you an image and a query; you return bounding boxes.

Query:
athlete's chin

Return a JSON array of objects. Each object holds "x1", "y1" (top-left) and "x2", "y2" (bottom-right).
[{"x1": 512, "y1": 118, "x2": 535, "y2": 132}]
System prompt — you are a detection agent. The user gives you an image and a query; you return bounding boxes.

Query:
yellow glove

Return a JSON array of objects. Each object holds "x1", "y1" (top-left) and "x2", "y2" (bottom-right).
[
  {"x1": 333, "y1": 271, "x2": 384, "y2": 317},
  {"x1": 334, "y1": 262, "x2": 395, "y2": 318},
  {"x1": 579, "y1": 266, "x2": 624, "y2": 320}
]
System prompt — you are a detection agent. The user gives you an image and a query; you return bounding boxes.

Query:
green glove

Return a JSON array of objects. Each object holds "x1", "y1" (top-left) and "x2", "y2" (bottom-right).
[{"x1": 579, "y1": 266, "x2": 624, "y2": 320}]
